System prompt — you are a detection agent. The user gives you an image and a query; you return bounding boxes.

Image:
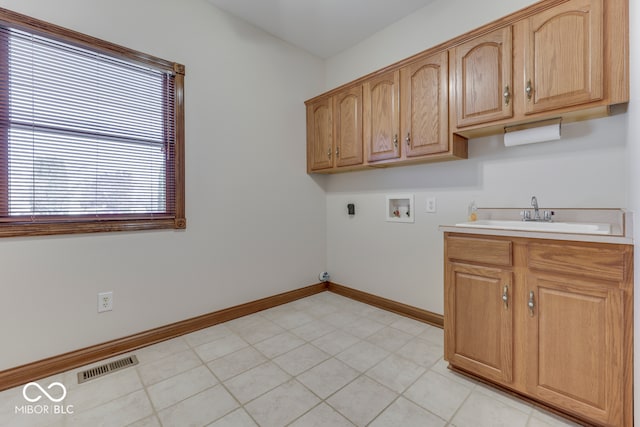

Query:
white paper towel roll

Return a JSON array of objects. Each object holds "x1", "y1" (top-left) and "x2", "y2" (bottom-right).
[{"x1": 503, "y1": 123, "x2": 561, "y2": 147}]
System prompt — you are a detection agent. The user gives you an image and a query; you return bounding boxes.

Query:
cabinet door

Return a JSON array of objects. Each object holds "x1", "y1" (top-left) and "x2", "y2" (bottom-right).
[
  {"x1": 453, "y1": 27, "x2": 513, "y2": 127},
  {"x1": 525, "y1": 274, "x2": 623, "y2": 426},
  {"x1": 445, "y1": 263, "x2": 513, "y2": 384},
  {"x1": 523, "y1": 0, "x2": 603, "y2": 114},
  {"x1": 364, "y1": 70, "x2": 400, "y2": 162},
  {"x1": 333, "y1": 86, "x2": 363, "y2": 167},
  {"x1": 306, "y1": 98, "x2": 333, "y2": 171},
  {"x1": 401, "y1": 50, "x2": 448, "y2": 157}
]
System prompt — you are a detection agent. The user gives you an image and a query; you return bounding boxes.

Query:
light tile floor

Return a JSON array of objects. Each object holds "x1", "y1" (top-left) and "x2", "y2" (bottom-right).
[{"x1": 0, "y1": 292, "x2": 581, "y2": 427}]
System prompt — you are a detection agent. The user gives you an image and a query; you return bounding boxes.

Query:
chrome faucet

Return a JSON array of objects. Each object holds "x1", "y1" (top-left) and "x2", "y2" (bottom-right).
[
  {"x1": 531, "y1": 196, "x2": 540, "y2": 220},
  {"x1": 521, "y1": 196, "x2": 554, "y2": 222}
]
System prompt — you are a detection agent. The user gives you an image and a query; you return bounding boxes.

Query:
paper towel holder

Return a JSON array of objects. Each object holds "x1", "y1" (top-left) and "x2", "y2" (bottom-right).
[{"x1": 503, "y1": 117, "x2": 562, "y2": 147}]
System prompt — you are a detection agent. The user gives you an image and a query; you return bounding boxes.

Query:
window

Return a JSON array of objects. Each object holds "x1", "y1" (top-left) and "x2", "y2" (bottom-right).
[{"x1": 0, "y1": 8, "x2": 185, "y2": 237}]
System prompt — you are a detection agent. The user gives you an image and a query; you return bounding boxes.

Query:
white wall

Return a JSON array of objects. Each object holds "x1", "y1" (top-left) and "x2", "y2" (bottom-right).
[
  {"x1": 325, "y1": 0, "x2": 629, "y2": 315},
  {"x1": 0, "y1": 0, "x2": 327, "y2": 370},
  {"x1": 326, "y1": 0, "x2": 537, "y2": 88}
]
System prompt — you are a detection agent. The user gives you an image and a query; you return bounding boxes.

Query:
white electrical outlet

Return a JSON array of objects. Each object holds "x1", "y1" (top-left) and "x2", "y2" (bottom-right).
[
  {"x1": 426, "y1": 197, "x2": 437, "y2": 213},
  {"x1": 98, "y1": 291, "x2": 113, "y2": 313}
]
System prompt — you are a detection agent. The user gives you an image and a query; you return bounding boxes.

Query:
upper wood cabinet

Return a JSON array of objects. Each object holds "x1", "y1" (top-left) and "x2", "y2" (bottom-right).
[
  {"x1": 333, "y1": 86, "x2": 363, "y2": 168},
  {"x1": 522, "y1": 0, "x2": 603, "y2": 114},
  {"x1": 306, "y1": 86, "x2": 363, "y2": 173},
  {"x1": 453, "y1": 0, "x2": 604, "y2": 128},
  {"x1": 401, "y1": 50, "x2": 449, "y2": 157},
  {"x1": 307, "y1": 53, "x2": 466, "y2": 173},
  {"x1": 305, "y1": 0, "x2": 627, "y2": 173},
  {"x1": 363, "y1": 70, "x2": 400, "y2": 162},
  {"x1": 306, "y1": 97, "x2": 332, "y2": 172},
  {"x1": 452, "y1": 27, "x2": 513, "y2": 127},
  {"x1": 451, "y1": 0, "x2": 624, "y2": 135}
]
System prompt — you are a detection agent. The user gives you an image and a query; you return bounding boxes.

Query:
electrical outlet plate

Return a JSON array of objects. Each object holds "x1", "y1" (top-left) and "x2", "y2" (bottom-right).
[
  {"x1": 426, "y1": 197, "x2": 437, "y2": 213},
  {"x1": 98, "y1": 291, "x2": 113, "y2": 313}
]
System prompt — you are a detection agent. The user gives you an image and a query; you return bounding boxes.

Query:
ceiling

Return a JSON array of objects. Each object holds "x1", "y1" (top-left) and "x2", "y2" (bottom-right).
[{"x1": 206, "y1": 0, "x2": 438, "y2": 59}]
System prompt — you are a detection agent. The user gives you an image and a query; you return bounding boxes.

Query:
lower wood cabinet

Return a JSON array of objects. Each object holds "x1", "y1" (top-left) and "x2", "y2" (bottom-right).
[
  {"x1": 444, "y1": 233, "x2": 633, "y2": 427},
  {"x1": 446, "y1": 263, "x2": 513, "y2": 384},
  {"x1": 525, "y1": 273, "x2": 624, "y2": 425}
]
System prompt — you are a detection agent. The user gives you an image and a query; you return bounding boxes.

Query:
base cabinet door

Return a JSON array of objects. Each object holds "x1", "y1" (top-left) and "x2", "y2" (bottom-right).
[
  {"x1": 525, "y1": 273, "x2": 623, "y2": 426},
  {"x1": 445, "y1": 262, "x2": 513, "y2": 384}
]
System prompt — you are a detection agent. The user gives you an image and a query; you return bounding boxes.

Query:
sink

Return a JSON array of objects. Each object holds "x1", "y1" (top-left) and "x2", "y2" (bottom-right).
[{"x1": 454, "y1": 219, "x2": 612, "y2": 235}]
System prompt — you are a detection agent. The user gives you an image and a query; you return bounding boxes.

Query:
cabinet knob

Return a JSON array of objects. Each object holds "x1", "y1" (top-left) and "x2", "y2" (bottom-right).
[
  {"x1": 525, "y1": 80, "x2": 533, "y2": 101},
  {"x1": 528, "y1": 290, "x2": 535, "y2": 316},
  {"x1": 393, "y1": 134, "x2": 398, "y2": 148},
  {"x1": 327, "y1": 148, "x2": 332, "y2": 159},
  {"x1": 405, "y1": 133, "x2": 411, "y2": 146},
  {"x1": 336, "y1": 147, "x2": 340, "y2": 158},
  {"x1": 502, "y1": 285, "x2": 508, "y2": 309},
  {"x1": 503, "y1": 85, "x2": 511, "y2": 106}
]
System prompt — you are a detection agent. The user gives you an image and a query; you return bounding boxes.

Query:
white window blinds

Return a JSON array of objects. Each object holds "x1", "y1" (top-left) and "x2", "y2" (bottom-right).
[{"x1": 0, "y1": 26, "x2": 176, "y2": 222}]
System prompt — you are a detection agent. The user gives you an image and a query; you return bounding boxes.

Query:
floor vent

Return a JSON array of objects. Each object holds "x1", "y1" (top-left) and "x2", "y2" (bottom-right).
[{"x1": 77, "y1": 355, "x2": 139, "y2": 384}]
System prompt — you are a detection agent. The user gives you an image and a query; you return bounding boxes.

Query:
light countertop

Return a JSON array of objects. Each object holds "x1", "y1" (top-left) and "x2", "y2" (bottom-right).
[{"x1": 439, "y1": 208, "x2": 633, "y2": 245}]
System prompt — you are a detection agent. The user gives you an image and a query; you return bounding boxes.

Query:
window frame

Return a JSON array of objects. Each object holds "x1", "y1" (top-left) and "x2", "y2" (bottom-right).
[{"x1": 0, "y1": 7, "x2": 186, "y2": 237}]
